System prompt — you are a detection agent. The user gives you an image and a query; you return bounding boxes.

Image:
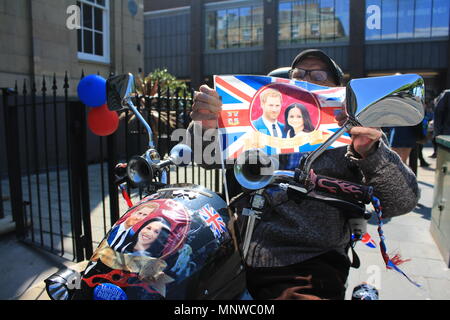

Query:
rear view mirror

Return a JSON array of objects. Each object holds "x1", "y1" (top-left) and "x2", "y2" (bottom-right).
[
  {"x1": 299, "y1": 73, "x2": 425, "y2": 181},
  {"x1": 106, "y1": 73, "x2": 136, "y2": 111},
  {"x1": 346, "y1": 74, "x2": 425, "y2": 127}
]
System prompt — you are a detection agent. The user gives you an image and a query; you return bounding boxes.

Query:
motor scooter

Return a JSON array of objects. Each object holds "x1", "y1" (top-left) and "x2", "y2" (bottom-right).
[{"x1": 45, "y1": 73, "x2": 424, "y2": 300}]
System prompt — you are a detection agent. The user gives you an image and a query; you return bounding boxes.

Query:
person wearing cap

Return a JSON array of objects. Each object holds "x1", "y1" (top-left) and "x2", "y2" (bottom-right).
[{"x1": 187, "y1": 49, "x2": 419, "y2": 300}]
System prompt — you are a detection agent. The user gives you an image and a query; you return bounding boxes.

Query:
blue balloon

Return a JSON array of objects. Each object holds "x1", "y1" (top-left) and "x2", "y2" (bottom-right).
[{"x1": 77, "y1": 74, "x2": 107, "y2": 107}]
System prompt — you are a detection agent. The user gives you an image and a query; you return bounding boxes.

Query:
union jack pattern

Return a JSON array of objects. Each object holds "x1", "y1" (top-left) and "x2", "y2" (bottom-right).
[
  {"x1": 215, "y1": 75, "x2": 352, "y2": 160},
  {"x1": 198, "y1": 204, "x2": 227, "y2": 238}
]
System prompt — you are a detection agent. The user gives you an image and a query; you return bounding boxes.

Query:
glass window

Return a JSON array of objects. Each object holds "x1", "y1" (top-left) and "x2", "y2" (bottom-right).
[
  {"x1": 252, "y1": 6, "x2": 263, "y2": 46},
  {"x1": 77, "y1": 0, "x2": 109, "y2": 63},
  {"x1": 432, "y1": 0, "x2": 449, "y2": 37},
  {"x1": 240, "y1": 7, "x2": 252, "y2": 48},
  {"x1": 278, "y1": 0, "x2": 350, "y2": 44},
  {"x1": 227, "y1": 8, "x2": 240, "y2": 48},
  {"x1": 83, "y1": 29, "x2": 93, "y2": 54},
  {"x1": 320, "y1": 0, "x2": 335, "y2": 42},
  {"x1": 217, "y1": 10, "x2": 227, "y2": 49},
  {"x1": 292, "y1": 1, "x2": 306, "y2": 43},
  {"x1": 414, "y1": 0, "x2": 432, "y2": 38},
  {"x1": 95, "y1": 32, "x2": 103, "y2": 55},
  {"x1": 367, "y1": 0, "x2": 448, "y2": 41},
  {"x1": 83, "y1": 3, "x2": 93, "y2": 29},
  {"x1": 205, "y1": 4, "x2": 264, "y2": 50},
  {"x1": 397, "y1": 0, "x2": 414, "y2": 39},
  {"x1": 94, "y1": 7, "x2": 103, "y2": 31},
  {"x1": 77, "y1": 28, "x2": 82, "y2": 52},
  {"x1": 279, "y1": 2, "x2": 292, "y2": 44},
  {"x1": 206, "y1": 11, "x2": 217, "y2": 50},
  {"x1": 335, "y1": 0, "x2": 350, "y2": 41},
  {"x1": 305, "y1": 0, "x2": 320, "y2": 42},
  {"x1": 366, "y1": 0, "x2": 382, "y2": 40},
  {"x1": 381, "y1": 0, "x2": 397, "y2": 39}
]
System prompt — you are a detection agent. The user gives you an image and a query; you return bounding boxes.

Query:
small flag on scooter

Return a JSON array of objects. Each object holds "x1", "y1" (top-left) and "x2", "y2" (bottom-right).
[{"x1": 361, "y1": 233, "x2": 377, "y2": 248}]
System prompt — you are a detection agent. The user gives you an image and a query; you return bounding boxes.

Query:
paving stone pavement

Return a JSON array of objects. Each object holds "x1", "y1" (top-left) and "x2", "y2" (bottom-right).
[
  {"x1": 345, "y1": 147, "x2": 450, "y2": 300},
  {"x1": 1, "y1": 147, "x2": 449, "y2": 300}
]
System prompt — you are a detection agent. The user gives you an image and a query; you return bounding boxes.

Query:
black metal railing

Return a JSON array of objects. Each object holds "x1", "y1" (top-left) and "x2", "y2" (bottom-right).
[{"x1": 1, "y1": 72, "x2": 223, "y2": 262}]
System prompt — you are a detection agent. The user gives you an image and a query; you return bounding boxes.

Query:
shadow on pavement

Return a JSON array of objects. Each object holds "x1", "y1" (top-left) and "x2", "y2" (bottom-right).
[
  {"x1": 0, "y1": 233, "x2": 70, "y2": 300},
  {"x1": 413, "y1": 203, "x2": 432, "y2": 220}
]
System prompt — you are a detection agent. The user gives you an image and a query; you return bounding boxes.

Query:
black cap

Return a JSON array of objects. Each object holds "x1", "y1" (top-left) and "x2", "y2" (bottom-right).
[{"x1": 290, "y1": 49, "x2": 344, "y2": 86}]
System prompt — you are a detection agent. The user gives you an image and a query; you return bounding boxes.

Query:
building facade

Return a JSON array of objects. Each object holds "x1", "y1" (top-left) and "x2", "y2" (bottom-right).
[
  {"x1": 144, "y1": 0, "x2": 450, "y2": 98},
  {"x1": 0, "y1": 0, "x2": 145, "y2": 95}
]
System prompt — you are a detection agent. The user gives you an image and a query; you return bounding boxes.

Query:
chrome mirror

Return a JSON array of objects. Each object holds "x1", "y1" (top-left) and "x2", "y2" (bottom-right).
[
  {"x1": 298, "y1": 73, "x2": 425, "y2": 184},
  {"x1": 346, "y1": 74, "x2": 425, "y2": 127}
]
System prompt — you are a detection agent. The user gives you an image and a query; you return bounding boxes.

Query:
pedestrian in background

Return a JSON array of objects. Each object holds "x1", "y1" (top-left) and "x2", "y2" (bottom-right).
[
  {"x1": 389, "y1": 125, "x2": 419, "y2": 165},
  {"x1": 431, "y1": 89, "x2": 450, "y2": 158}
]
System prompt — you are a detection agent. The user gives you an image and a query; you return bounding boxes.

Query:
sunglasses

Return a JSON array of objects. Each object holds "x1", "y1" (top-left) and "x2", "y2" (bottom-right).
[{"x1": 288, "y1": 68, "x2": 330, "y2": 82}]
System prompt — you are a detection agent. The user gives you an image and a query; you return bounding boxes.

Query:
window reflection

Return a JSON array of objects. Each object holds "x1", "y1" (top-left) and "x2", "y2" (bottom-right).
[
  {"x1": 320, "y1": 0, "x2": 335, "y2": 42},
  {"x1": 240, "y1": 7, "x2": 252, "y2": 48},
  {"x1": 252, "y1": 6, "x2": 263, "y2": 46},
  {"x1": 432, "y1": 0, "x2": 449, "y2": 37},
  {"x1": 366, "y1": 0, "x2": 381, "y2": 40},
  {"x1": 335, "y1": 0, "x2": 349, "y2": 41},
  {"x1": 306, "y1": 0, "x2": 320, "y2": 43},
  {"x1": 414, "y1": 0, "x2": 432, "y2": 38},
  {"x1": 205, "y1": 4, "x2": 264, "y2": 50},
  {"x1": 278, "y1": 0, "x2": 350, "y2": 44},
  {"x1": 227, "y1": 8, "x2": 240, "y2": 48},
  {"x1": 397, "y1": 0, "x2": 414, "y2": 39},
  {"x1": 292, "y1": 1, "x2": 306, "y2": 43},
  {"x1": 279, "y1": 2, "x2": 292, "y2": 45},
  {"x1": 217, "y1": 10, "x2": 227, "y2": 50},
  {"x1": 381, "y1": 0, "x2": 397, "y2": 40},
  {"x1": 366, "y1": 0, "x2": 448, "y2": 41},
  {"x1": 206, "y1": 11, "x2": 217, "y2": 50}
]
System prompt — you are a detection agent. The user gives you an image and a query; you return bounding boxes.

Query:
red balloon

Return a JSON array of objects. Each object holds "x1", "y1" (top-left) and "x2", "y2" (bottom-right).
[{"x1": 87, "y1": 104, "x2": 119, "y2": 136}]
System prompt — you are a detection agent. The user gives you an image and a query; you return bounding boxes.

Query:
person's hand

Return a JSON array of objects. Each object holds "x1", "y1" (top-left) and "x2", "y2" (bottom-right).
[
  {"x1": 190, "y1": 85, "x2": 222, "y2": 129},
  {"x1": 273, "y1": 276, "x2": 324, "y2": 300},
  {"x1": 335, "y1": 111, "x2": 382, "y2": 159}
]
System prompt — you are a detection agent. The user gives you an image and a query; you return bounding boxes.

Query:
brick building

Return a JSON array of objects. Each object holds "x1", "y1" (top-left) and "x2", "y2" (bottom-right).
[{"x1": 0, "y1": 0, "x2": 145, "y2": 95}]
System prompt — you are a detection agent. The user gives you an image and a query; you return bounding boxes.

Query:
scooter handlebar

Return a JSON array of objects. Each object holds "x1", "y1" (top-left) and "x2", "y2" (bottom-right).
[{"x1": 307, "y1": 170, "x2": 373, "y2": 204}]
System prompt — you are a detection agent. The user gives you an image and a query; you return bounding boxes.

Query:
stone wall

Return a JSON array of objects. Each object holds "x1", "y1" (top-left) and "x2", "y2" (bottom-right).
[{"x1": 0, "y1": 0, "x2": 144, "y2": 95}]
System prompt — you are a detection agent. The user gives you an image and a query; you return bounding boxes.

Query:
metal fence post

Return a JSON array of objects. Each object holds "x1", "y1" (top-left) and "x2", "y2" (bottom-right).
[
  {"x1": 78, "y1": 103, "x2": 93, "y2": 258},
  {"x1": 67, "y1": 101, "x2": 90, "y2": 262},
  {"x1": 107, "y1": 133, "x2": 119, "y2": 226},
  {"x1": 2, "y1": 88, "x2": 26, "y2": 238}
]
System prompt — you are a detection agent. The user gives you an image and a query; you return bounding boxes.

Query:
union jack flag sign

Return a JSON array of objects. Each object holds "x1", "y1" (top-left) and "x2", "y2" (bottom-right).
[
  {"x1": 198, "y1": 204, "x2": 227, "y2": 238},
  {"x1": 214, "y1": 75, "x2": 352, "y2": 161}
]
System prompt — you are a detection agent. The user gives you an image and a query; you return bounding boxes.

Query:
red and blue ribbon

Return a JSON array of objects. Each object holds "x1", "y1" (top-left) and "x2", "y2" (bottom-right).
[{"x1": 371, "y1": 196, "x2": 421, "y2": 288}]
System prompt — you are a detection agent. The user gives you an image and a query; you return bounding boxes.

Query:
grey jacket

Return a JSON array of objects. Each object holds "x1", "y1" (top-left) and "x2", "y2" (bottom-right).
[{"x1": 186, "y1": 122, "x2": 420, "y2": 268}]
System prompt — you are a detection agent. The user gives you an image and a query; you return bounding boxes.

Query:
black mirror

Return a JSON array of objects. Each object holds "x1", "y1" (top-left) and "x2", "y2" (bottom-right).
[{"x1": 106, "y1": 73, "x2": 136, "y2": 111}]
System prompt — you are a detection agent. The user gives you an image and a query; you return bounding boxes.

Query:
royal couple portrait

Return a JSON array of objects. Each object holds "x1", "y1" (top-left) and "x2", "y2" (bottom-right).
[
  {"x1": 107, "y1": 202, "x2": 172, "y2": 258},
  {"x1": 251, "y1": 87, "x2": 316, "y2": 139}
]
